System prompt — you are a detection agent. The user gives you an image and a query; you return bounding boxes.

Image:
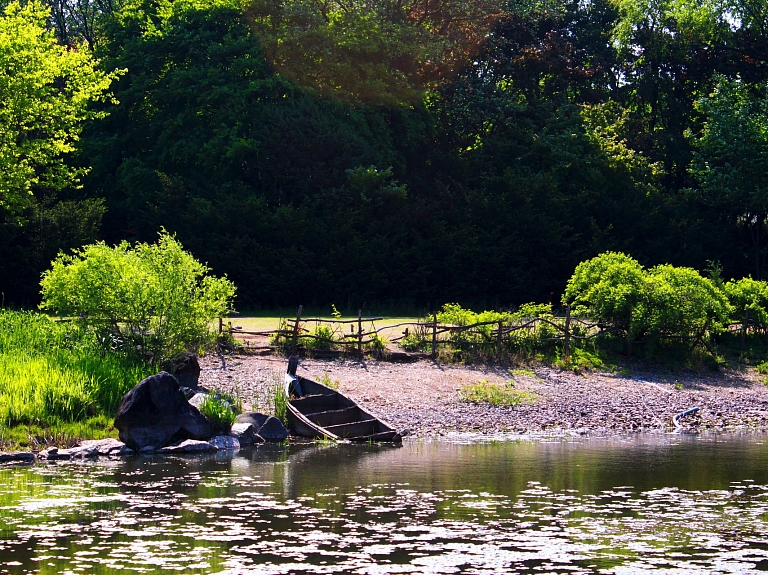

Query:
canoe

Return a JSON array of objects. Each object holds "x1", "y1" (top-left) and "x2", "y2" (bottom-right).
[{"x1": 284, "y1": 370, "x2": 402, "y2": 444}]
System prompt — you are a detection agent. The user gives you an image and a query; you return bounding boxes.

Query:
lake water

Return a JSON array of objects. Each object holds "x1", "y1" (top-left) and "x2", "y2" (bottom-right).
[{"x1": 1, "y1": 434, "x2": 768, "y2": 574}]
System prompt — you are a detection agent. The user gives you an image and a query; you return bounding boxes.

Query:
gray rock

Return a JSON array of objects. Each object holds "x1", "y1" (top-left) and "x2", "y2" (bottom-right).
[
  {"x1": 188, "y1": 393, "x2": 208, "y2": 409},
  {"x1": 38, "y1": 447, "x2": 72, "y2": 460},
  {"x1": 171, "y1": 353, "x2": 201, "y2": 389},
  {"x1": 114, "y1": 372, "x2": 212, "y2": 451},
  {"x1": 209, "y1": 435, "x2": 240, "y2": 451},
  {"x1": 230, "y1": 422, "x2": 263, "y2": 446},
  {"x1": 0, "y1": 452, "x2": 35, "y2": 463},
  {"x1": 235, "y1": 412, "x2": 269, "y2": 429},
  {"x1": 78, "y1": 438, "x2": 133, "y2": 456},
  {"x1": 256, "y1": 416, "x2": 289, "y2": 442},
  {"x1": 156, "y1": 439, "x2": 218, "y2": 454},
  {"x1": 235, "y1": 412, "x2": 288, "y2": 442}
]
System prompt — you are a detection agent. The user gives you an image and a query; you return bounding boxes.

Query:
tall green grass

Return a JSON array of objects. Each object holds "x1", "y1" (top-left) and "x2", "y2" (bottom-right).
[{"x1": 0, "y1": 310, "x2": 153, "y2": 427}]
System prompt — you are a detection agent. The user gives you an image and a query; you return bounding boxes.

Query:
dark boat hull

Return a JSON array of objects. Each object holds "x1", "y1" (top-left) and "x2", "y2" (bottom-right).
[{"x1": 286, "y1": 376, "x2": 402, "y2": 444}]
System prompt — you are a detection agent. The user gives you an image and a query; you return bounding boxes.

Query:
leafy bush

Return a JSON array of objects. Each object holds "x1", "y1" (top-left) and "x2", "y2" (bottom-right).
[
  {"x1": 725, "y1": 277, "x2": 768, "y2": 330},
  {"x1": 564, "y1": 252, "x2": 730, "y2": 349},
  {"x1": 643, "y1": 264, "x2": 731, "y2": 340},
  {"x1": 563, "y1": 252, "x2": 646, "y2": 336},
  {"x1": 365, "y1": 333, "x2": 389, "y2": 354},
  {"x1": 40, "y1": 231, "x2": 236, "y2": 363},
  {"x1": 305, "y1": 324, "x2": 336, "y2": 350},
  {"x1": 318, "y1": 372, "x2": 340, "y2": 389}
]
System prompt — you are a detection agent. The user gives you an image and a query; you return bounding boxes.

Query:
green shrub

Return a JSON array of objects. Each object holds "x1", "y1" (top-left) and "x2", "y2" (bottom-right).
[
  {"x1": 563, "y1": 251, "x2": 646, "y2": 337},
  {"x1": 366, "y1": 333, "x2": 389, "y2": 354},
  {"x1": 642, "y1": 264, "x2": 731, "y2": 340},
  {"x1": 318, "y1": 372, "x2": 340, "y2": 389},
  {"x1": 40, "y1": 231, "x2": 236, "y2": 363},
  {"x1": 725, "y1": 277, "x2": 768, "y2": 329},
  {"x1": 564, "y1": 252, "x2": 730, "y2": 350},
  {"x1": 198, "y1": 394, "x2": 237, "y2": 431},
  {"x1": 305, "y1": 324, "x2": 336, "y2": 350}
]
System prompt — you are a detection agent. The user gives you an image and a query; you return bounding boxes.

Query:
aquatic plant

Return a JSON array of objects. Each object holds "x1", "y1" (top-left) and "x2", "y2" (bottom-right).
[{"x1": 198, "y1": 394, "x2": 237, "y2": 431}]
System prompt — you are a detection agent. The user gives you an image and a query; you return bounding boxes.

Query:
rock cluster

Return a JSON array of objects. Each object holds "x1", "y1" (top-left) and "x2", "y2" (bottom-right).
[{"x1": 0, "y1": 369, "x2": 290, "y2": 465}]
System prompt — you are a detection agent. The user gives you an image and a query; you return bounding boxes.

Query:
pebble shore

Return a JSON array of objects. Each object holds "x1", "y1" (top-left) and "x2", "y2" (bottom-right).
[{"x1": 199, "y1": 353, "x2": 768, "y2": 438}]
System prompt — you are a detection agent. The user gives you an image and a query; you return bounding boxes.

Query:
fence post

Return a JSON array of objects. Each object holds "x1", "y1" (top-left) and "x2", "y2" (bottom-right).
[
  {"x1": 218, "y1": 317, "x2": 223, "y2": 334},
  {"x1": 358, "y1": 309, "x2": 363, "y2": 356},
  {"x1": 496, "y1": 320, "x2": 503, "y2": 356},
  {"x1": 431, "y1": 314, "x2": 438, "y2": 359},
  {"x1": 291, "y1": 305, "x2": 303, "y2": 356},
  {"x1": 564, "y1": 304, "x2": 571, "y2": 360},
  {"x1": 741, "y1": 307, "x2": 749, "y2": 351}
]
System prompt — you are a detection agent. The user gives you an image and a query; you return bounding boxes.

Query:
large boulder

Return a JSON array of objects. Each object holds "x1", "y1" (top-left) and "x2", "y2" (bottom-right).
[
  {"x1": 114, "y1": 372, "x2": 212, "y2": 451},
  {"x1": 235, "y1": 412, "x2": 288, "y2": 442}
]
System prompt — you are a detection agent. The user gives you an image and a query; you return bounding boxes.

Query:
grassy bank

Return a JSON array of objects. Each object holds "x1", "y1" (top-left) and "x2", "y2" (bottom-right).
[{"x1": 0, "y1": 310, "x2": 153, "y2": 450}]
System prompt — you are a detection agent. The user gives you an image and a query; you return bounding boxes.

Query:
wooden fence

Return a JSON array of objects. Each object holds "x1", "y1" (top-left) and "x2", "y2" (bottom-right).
[{"x1": 220, "y1": 305, "x2": 615, "y2": 358}]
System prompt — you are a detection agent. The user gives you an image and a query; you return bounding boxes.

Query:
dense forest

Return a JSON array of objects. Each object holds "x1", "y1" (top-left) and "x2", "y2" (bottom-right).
[{"x1": 2, "y1": 0, "x2": 768, "y2": 312}]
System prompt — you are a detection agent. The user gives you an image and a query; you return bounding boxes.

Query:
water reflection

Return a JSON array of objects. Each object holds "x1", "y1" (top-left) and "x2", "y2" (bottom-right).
[{"x1": 0, "y1": 434, "x2": 767, "y2": 573}]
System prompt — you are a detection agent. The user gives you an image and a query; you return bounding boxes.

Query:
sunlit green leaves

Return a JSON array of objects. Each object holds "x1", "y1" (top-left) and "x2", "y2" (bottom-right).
[
  {"x1": 0, "y1": 1, "x2": 119, "y2": 219},
  {"x1": 40, "y1": 230, "x2": 236, "y2": 361},
  {"x1": 248, "y1": 0, "x2": 506, "y2": 105},
  {"x1": 564, "y1": 252, "x2": 732, "y2": 343}
]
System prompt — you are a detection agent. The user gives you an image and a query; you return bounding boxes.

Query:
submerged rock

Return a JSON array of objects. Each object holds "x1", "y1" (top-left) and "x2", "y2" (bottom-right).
[
  {"x1": 210, "y1": 435, "x2": 240, "y2": 451},
  {"x1": 0, "y1": 452, "x2": 34, "y2": 463},
  {"x1": 114, "y1": 372, "x2": 212, "y2": 451},
  {"x1": 156, "y1": 439, "x2": 218, "y2": 454}
]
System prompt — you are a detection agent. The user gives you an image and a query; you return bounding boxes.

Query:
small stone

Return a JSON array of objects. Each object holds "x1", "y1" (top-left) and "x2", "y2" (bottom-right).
[
  {"x1": 230, "y1": 422, "x2": 262, "y2": 446},
  {"x1": 209, "y1": 435, "x2": 240, "y2": 451}
]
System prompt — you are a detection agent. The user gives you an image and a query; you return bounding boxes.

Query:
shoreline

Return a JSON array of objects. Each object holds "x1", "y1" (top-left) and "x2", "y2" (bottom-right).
[{"x1": 199, "y1": 353, "x2": 768, "y2": 438}]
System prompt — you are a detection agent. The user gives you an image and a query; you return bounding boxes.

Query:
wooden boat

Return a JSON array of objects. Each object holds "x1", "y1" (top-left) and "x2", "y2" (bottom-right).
[{"x1": 284, "y1": 366, "x2": 403, "y2": 444}]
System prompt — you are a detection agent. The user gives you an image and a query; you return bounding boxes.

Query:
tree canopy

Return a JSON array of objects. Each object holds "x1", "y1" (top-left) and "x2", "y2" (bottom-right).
[
  {"x1": 2, "y1": 0, "x2": 768, "y2": 310},
  {"x1": 0, "y1": 0, "x2": 117, "y2": 219}
]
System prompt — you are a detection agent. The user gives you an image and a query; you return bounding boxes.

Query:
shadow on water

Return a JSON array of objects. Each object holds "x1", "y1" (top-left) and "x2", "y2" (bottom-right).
[{"x1": 0, "y1": 434, "x2": 768, "y2": 573}]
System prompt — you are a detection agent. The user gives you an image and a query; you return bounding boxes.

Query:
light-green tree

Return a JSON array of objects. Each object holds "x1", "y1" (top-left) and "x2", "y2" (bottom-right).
[
  {"x1": 40, "y1": 231, "x2": 236, "y2": 362},
  {"x1": 0, "y1": 0, "x2": 118, "y2": 219}
]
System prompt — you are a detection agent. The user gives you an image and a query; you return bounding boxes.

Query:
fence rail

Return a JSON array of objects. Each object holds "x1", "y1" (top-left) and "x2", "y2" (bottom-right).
[
  {"x1": 218, "y1": 305, "x2": 627, "y2": 358},
  {"x1": 218, "y1": 303, "x2": 752, "y2": 359}
]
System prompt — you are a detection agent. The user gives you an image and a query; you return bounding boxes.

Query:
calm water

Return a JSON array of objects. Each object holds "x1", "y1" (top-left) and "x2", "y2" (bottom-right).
[{"x1": 1, "y1": 434, "x2": 768, "y2": 574}]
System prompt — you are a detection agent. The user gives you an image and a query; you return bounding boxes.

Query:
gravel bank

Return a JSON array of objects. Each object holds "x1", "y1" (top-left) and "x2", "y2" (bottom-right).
[{"x1": 199, "y1": 353, "x2": 768, "y2": 438}]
